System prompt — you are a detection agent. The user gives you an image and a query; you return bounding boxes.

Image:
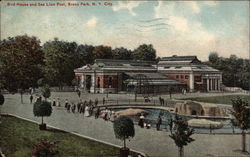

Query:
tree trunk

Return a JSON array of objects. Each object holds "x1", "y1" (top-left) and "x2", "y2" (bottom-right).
[
  {"x1": 242, "y1": 130, "x2": 246, "y2": 152},
  {"x1": 124, "y1": 137, "x2": 126, "y2": 148},
  {"x1": 178, "y1": 147, "x2": 184, "y2": 157},
  {"x1": 20, "y1": 92, "x2": 23, "y2": 104}
]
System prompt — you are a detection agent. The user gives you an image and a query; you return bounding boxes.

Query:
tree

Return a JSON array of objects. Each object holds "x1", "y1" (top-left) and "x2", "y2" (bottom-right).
[
  {"x1": 169, "y1": 117, "x2": 195, "y2": 157},
  {"x1": 76, "y1": 44, "x2": 95, "y2": 64},
  {"x1": 92, "y1": 45, "x2": 113, "y2": 59},
  {"x1": 133, "y1": 44, "x2": 156, "y2": 61},
  {"x1": 231, "y1": 97, "x2": 250, "y2": 152},
  {"x1": 208, "y1": 52, "x2": 219, "y2": 64},
  {"x1": 113, "y1": 116, "x2": 135, "y2": 149},
  {"x1": 43, "y1": 39, "x2": 79, "y2": 87},
  {"x1": 0, "y1": 35, "x2": 44, "y2": 103},
  {"x1": 206, "y1": 54, "x2": 250, "y2": 90},
  {"x1": 41, "y1": 84, "x2": 51, "y2": 100},
  {"x1": 33, "y1": 100, "x2": 52, "y2": 129},
  {"x1": 0, "y1": 93, "x2": 4, "y2": 106},
  {"x1": 112, "y1": 47, "x2": 132, "y2": 60}
]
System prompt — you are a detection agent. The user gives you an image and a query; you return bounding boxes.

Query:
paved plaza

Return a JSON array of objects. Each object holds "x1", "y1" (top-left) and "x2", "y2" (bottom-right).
[{"x1": 1, "y1": 92, "x2": 250, "y2": 157}]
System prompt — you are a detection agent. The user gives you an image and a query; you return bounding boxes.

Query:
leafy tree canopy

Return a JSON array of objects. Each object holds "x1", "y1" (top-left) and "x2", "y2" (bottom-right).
[
  {"x1": 113, "y1": 116, "x2": 135, "y2": 141},
  {"x1": 0, "y1": 35, "x2": 44, "y2": 92},
  {"x1": 231, "y1": 97, "x2": 250, "y2": 130},
  {"x1": 93, "y1": 45, "x2": 113, "y2": 59},
  {"x1": 169, "y1": 118, "x2": 195, "y2": 148},
  {"x1": 112, "y1": 47, "x2": 132, "y2": 60},
  {"x1": 43, "y1": 39, "x2": 79, "y2": 86},
  {"x1": 133, "y1": 44, "x2": 156, "y2": 61},
  {"x1": 41, "y1": 84, "x2": 51, "y2": 100},
  {"x1": 33, "y1": 100, "x2": 52, "y2": 117},
  {"x1": 207, "y1": 53, "x2": 250, "y2": 90}
]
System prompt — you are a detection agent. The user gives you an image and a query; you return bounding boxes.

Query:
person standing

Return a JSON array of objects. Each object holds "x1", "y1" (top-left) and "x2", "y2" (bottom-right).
[
  {"x1": 71, "y1": 103, "x2": 76, "y2": 113},
  {"x1": 77, "y1": 102, "x2": 81, "y2": 112},
  {"x1": 52, "y1": 98, "x2": 56, "y2": 106},
  {"x1": 67, "y1": 103, "x2": 71, "y2": 113},
  {"x1": 65, "y1": 99, "x2": 69, "y2": 109},
  {"x1": 95, "y1": 107, "x2": 100, "y2": 119},
  {"x1": 56, "y1": 98, "x2": 61, "y2": 107},
  {"x1": 103, "y1": 97, "x2": 105, "y2": 105},
  {"x1": 159, "y1": 97, "x2": 162, "y2": 105},
  {"x1": 138, "y1": 114, "x2": 145, "y2": 128},
  {"x1": 95, "y1": 98, "x2": 98, "y2": 107},
  {"x1": 84, "y1": 105, "x2": 90, "y2": 117},
  {"x1": 169, "y1": 118, "x2": 173, "y2": 133},
  {"x1": 30, "y1": 95, "x2": 33, "y2": 104},
  {"x1": 156, "y1": 115, "x2": 162, "y2": 131}
]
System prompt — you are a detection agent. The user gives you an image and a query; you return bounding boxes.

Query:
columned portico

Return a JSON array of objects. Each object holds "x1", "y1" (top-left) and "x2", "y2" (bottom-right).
[{"x1": 189, "y1": 72, "x2": 194, "y2": 92}]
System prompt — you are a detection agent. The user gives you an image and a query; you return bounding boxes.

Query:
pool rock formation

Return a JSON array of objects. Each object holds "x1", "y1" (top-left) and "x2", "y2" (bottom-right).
[{"x1": 175, "y1": 101, "x2": 227, "y2": 118}]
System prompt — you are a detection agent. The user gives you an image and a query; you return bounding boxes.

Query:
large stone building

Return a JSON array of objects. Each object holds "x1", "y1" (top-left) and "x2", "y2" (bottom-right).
[
  {"x1": 74, "y1": 59, "x2": 185, "y2": 94},
  {"x1": 74, "y1": 55, "x2": 222, "y2": 93},
  {"x1": 158, "y1": 55, "x2": 222, "y2": 92}
]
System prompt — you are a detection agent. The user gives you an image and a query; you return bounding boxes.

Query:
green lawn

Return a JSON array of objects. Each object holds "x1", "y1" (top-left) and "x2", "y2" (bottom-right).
[
  {"x1": 0, "y1": 116, "x2": 122, "y2": 157},
  {"x1": 180, "y1": 95, "x2": 250, "y2": 105}
]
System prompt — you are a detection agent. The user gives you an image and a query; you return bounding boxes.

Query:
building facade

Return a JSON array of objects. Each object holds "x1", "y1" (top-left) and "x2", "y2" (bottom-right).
[
  {"x1": 158, "y1": 55, "x2": 222, "y2": 92},
  {"x1": 74, "y1": 59, "x2": 185, "y2": 94}
]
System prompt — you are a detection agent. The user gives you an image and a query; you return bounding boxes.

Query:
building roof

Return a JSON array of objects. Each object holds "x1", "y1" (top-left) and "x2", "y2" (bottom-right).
[
  {"x1": 161, "y1": 55, "x2": 198, "y2": 62},
  {"x1": 75, "y1": 59, "x2": 157, "y2": 72},
  {"x1": 158, "y1": 55, "x2": 220, "y2": 73}
]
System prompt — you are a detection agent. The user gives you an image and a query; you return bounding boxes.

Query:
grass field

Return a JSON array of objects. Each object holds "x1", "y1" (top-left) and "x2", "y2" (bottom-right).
[
  {"x1": 180, "y1": 95, "x2": 250, "y2": 105},
  {"x1": 0, "y1": 116, "x2": 122, "y2": 157}
]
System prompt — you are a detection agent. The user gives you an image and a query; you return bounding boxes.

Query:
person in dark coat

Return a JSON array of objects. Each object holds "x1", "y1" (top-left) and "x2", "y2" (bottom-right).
[
  {"x1": 30, "y1": 95, "x2": 33, "y2": 104},
  {"x1": 67, "y1": 103, "x2": 71, "y2": 113},
  {"x1": 103, "y1": 97, "x2": 105, "y2": 105},
  {"x1": 77, "y1": 102, "x2": 81, "y2": 112},
  {"x1": 156, "y1": 115, "x2": 162, "y2": 131},
  {"x1": 71, "y1": 103, "x2": 76, "y2": 113},
  {"x1": 159, "y1": 97, "x2": 162, "y2": 105},
  {"x1": 95, "y1": 107, "x2": 100, "y2": 119},
  {"x1": 138, "y1": 114, "x2": 145, "y2": 128},
  {"x1": 65, "y1": 99, "x2": 69, "y2": 109},
  {"x1": 52, "y1": 99, "x2": 56, "y2": 106},
  {"x1": 94, "y1": 98, "x2": 98, "y2": 107},
  {"x1": 169, "y1": 118, "x2": 173, "y2": 133}
]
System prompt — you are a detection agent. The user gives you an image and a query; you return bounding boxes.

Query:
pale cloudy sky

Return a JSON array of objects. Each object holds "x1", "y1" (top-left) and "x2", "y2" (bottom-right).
[{"x1": 1, "y1": 1, "x2": 249, "y2": 61}]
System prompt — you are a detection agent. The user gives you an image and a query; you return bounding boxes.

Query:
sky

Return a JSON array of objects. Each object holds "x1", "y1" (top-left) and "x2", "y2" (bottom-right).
[{"x1": 1, "y1": 1, "x2": 249, "y2": 61}]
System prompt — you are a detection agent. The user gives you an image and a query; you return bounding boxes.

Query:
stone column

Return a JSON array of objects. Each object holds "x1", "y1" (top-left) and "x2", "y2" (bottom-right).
[
  {"x1": 215, "y1": 79, "x2": 218, "y2": 91},
  {"x1": 212, "y1": 79, "x2": 215, "y2": 91},
  {"x1": 218, "y1": 78, "x2": 221, "y2": 91},
  {"x1": 207, "y1": 78, "x2": 209, "y2": 92},
  {"x1": 189, "y1": 73, "x2": 194, "y2": 92},
  {"x1": 209, "y1": 79, "x2": 212, "y2": 91},
  {"x1": 81, "y1": 75, "x2": 84, "y2": 88}
]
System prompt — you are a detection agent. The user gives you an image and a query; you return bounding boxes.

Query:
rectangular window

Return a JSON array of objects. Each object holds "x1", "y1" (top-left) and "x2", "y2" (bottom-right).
[
  {"x1": 185, "y1": 75, "x2": 189, "y2": 79},
  {"x1": 176, "y1": 75, "x2": 179, "y2": 79},
  {"x1": 180, "y1": 75, "x2": 184, "y2": 79}
]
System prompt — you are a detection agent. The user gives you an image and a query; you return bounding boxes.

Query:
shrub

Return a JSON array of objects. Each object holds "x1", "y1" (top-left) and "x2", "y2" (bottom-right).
[
  {"x1": 33, "y1": 100, "x2": 52, "y2": 124},
  {"x1": 113, "y1": 116, "x2": 135, "y2": 148}
]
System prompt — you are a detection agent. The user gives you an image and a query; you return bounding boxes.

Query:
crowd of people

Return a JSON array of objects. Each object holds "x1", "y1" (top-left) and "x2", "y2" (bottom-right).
[{"x1": 29, "y1": 94, "x2": 176, "y2": 132}]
